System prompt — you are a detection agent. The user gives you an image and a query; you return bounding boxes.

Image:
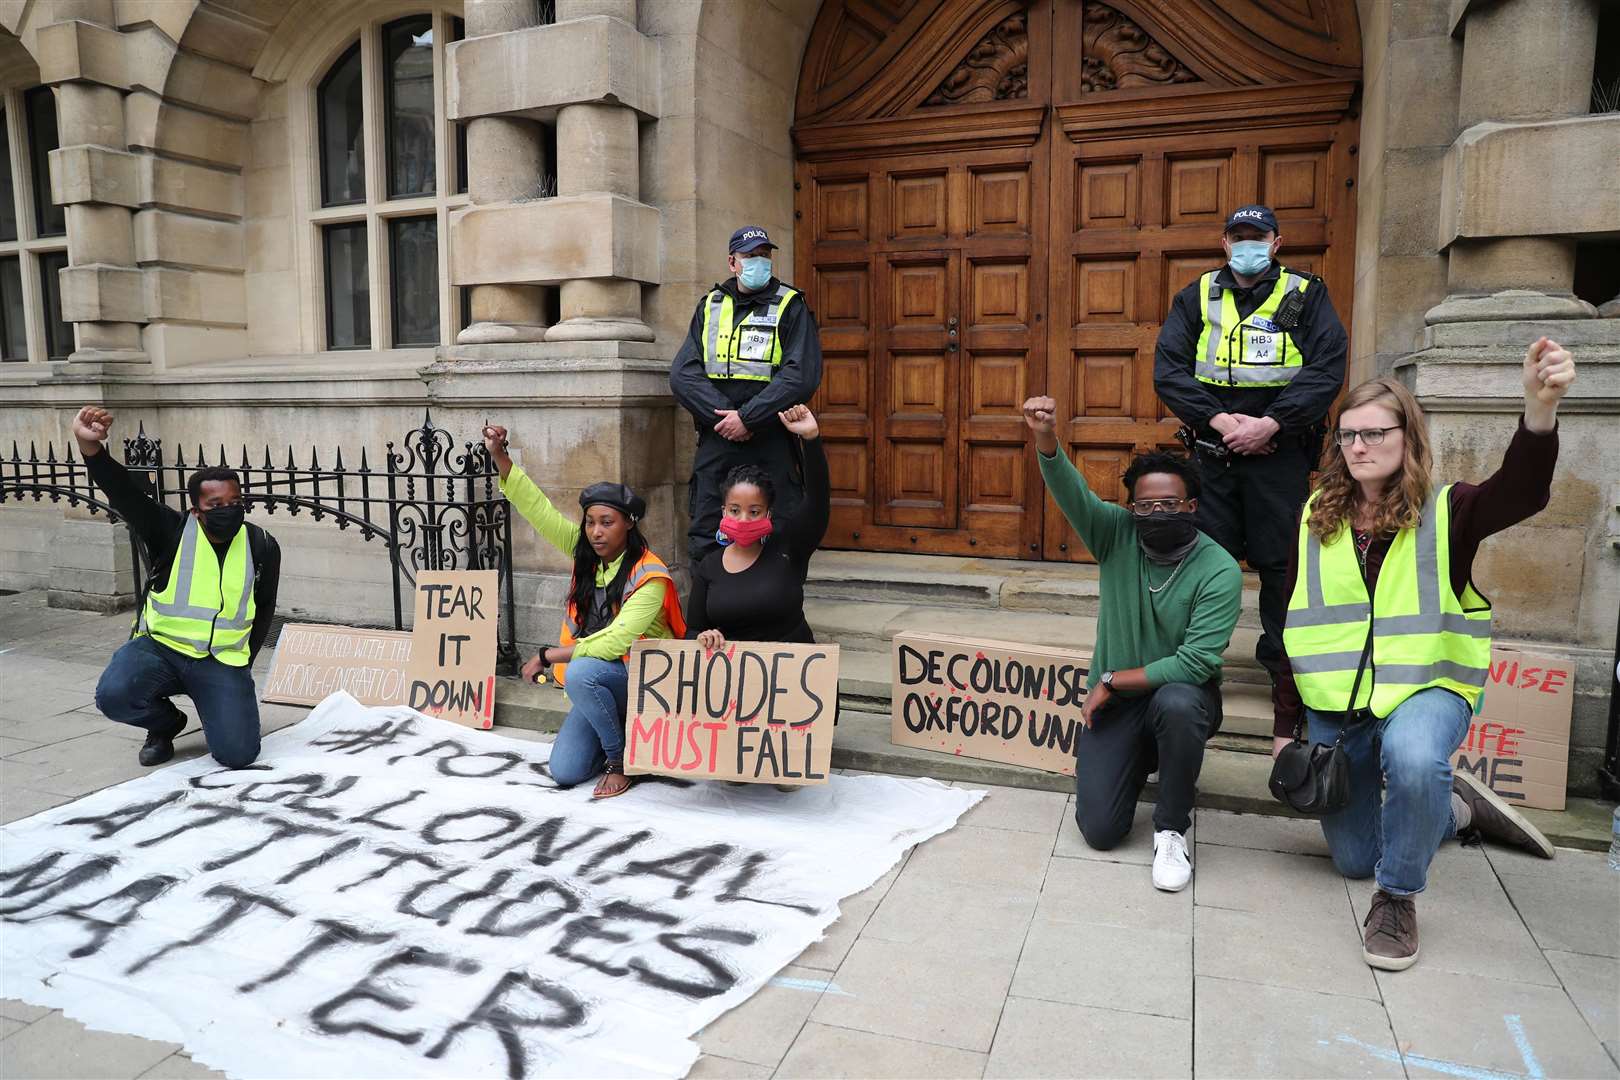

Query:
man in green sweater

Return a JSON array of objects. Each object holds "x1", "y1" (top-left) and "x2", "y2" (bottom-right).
[{"x1": 1025, "y1": 396, "x2": 1243, "y2": 891}]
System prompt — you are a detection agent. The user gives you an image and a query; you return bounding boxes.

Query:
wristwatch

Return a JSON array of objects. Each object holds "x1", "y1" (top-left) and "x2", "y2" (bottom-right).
[{"x1": 1099, "y1": 670, "x2": 1115, "y2": 689}]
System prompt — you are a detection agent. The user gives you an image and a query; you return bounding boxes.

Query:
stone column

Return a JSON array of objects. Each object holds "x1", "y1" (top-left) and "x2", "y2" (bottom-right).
[
  {"x1": 38, "y1": 8, "x2": 148, "y2": 368},
  {"x1": 1429, "y1": 0, "x2": 1601, "y2": 323},
  {"x1": 458, "y1": 0, "x2": 552, "y2": 344},
  {"x1": 446, "y1": 1, "x2": 660, "y2": 336},
  {"x1": 545, "y1": 0, "x2": 653, "y2": 342}
]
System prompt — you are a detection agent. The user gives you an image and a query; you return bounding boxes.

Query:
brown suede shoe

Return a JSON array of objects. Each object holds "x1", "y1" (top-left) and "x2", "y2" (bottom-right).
[
  {"x1": 1362, "y1": 890, "x2": 1419, "y2": 971},
  {"x1": 1452, "y1": 770, "x2": 1554, "y2": 859}
]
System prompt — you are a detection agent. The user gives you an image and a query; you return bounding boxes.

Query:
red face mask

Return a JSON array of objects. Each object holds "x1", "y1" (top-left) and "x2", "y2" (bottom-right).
[{"x1": 717, "y1": 516, "x2": 773, "y2": 546}]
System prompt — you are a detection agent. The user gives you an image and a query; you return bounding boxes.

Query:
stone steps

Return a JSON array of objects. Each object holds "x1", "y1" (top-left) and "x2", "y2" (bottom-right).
[
  {"x1": 804, "y1": 550, "x2": 1265, "y2": 627},
  {"x1": 800, "y1": 597, "x2": 1271, "y2": 686}
]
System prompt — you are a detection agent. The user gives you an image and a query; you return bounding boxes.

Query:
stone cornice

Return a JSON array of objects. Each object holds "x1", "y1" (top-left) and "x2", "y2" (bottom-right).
[
  {"x1": 1396, "y1": 337, "x2": 1620, "y2": 414},
  {"x1": 1439, "y1": 115, "x2": 1620, "y2": 248},
  {"x1": 448, "y1": 16, "x2": 660, "y2": 123}
]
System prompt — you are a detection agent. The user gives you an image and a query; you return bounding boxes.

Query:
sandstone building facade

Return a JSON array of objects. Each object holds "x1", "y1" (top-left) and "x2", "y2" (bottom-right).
[{"x1": 1, "y1": 0, "x2": 1616, "y2": 790}]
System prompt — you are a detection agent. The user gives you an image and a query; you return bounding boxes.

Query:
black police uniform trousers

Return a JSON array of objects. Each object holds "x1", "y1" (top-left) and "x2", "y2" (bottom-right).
[
  {"x1": 1192, "y1": 437, "x2": 1312, "y2": 683},
  {"x1": 687, "y1": 424, "x2": 803, "y2": 563}
]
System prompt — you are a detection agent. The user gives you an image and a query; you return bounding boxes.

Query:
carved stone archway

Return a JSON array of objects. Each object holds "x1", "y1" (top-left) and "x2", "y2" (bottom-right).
[{"x1": 793, "y1": 0, "x2": 1360, "y2": 561}]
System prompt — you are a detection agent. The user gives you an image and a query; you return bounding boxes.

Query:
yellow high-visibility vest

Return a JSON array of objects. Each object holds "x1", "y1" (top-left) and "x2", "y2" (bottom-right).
[
  {"x1": 138, "y1": 515, "x2": 256, "y2": 667},
  {"x1": 1283, "y1": 485, "x2": 1492, "y2": 717},
  {"x1": 700, "y1": 283, "x2": 799, "y2": 382},
  {"x1": 1193, "y1": 267, "x2": 1311, "y2": 387}
]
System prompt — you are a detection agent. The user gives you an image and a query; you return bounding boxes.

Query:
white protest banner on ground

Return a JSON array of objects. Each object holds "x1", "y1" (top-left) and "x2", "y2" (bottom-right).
[
  {"x1": 262, "y1": 624, "x2": 414, "y2": 707},
  {"x1": 0, "y1": 692, "x2": 978, "y2": 1080}
]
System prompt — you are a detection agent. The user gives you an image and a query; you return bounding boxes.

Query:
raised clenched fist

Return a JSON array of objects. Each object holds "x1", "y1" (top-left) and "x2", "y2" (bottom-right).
[
  {"x1": 1523, "y1": 337, "x2": 1575, "y2": 406},
  {"x1": 481, "y1": 423, "x2": 513, "y2": 480},
  {"x1": 1022, "y1": 396, "x2": 1058, "y2": 435},
  {"x1": 778, "y1": 404, "x2": 819, "y2": 440},
  {"x1": 71, "y1": 406, "x2": 114, "y2": 457}
]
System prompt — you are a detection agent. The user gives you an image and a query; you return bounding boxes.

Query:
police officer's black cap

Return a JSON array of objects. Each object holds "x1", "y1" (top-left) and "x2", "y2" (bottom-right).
[
  {"x1": 579, "y1": 482, "x2": 645, "y2": 523},
  {"x1": 729, "y1": 226, "x2": 777, "y2": 254},
  {"x1": 1224, "y1": 205, "x2": 1278, "y2": 235}
]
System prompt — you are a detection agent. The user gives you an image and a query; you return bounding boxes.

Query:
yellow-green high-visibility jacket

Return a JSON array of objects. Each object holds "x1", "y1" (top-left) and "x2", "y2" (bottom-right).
[
  {"x1": 1194, "y1": 267, "x2": 1312, "y2": 387},
  {"x1": 137, "y1": 514, "x2": 257, "y2": 667},
  {"x1": 1283, "y1": 485, "x2": 1492, "y2": 717},
  {"x1": 700, "y1": 283, "x2": 800, "y2": 382}
]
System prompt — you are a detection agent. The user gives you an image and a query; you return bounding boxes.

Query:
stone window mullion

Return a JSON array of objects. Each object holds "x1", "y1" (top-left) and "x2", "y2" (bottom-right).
[
  {"x1": 432, "y1": 11, "x2": 453, "y2": 343},
  {"x1": 358, "y1": 22, "x2": 389, "y2": 348}
]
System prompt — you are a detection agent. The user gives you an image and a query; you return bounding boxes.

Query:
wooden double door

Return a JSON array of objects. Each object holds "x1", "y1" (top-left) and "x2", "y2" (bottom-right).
[{"x1": 793, "y1": 0, "x2": 1359, "y2": 561}]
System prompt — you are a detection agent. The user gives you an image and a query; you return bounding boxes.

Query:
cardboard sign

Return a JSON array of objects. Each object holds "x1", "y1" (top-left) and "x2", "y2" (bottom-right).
[
  {"x1": 403, "y1": 570, "x2": 499, "y2": 729},
  {"x1": 625, "y1": 640, "x2": 840, "y2": 785},
  {"x1": 891, "y1": 632, "x2": 1091, "y2": 776},
  {"x1": 1451, "y1": 645, "x2": 1574, "y2": 810},
  {"x1": 262, "y1": 623, "x2": 414, "y2": 707}
]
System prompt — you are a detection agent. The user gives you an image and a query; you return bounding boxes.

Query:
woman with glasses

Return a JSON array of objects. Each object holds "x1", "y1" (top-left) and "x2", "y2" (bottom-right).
[{"x1": 1274, "y1": 338, "x2": 1575, "y2": 972}]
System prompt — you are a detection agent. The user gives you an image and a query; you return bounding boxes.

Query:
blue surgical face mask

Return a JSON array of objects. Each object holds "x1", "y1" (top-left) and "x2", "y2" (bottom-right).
[
  {"x1": 739, "y1": 256, "x2": 772, "y2": 290},
  {"x1": 1228, "y1": 240, "x2": 1272, "y2": 277}
]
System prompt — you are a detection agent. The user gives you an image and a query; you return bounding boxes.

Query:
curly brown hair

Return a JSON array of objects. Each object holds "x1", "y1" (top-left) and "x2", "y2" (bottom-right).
[{"x1": 1307, "y1": 376, "x2": 1433, "y2": 541}]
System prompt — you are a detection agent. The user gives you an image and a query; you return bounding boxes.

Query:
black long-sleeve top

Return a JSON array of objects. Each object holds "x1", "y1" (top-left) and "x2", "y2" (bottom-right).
[
  {"x1": 669, "y1": 276, "x2": 824, "y2": 435},
  {"x1": 85, "y1": 451, "x2": 281, "y2": 662},
  {"x1": 1153, "y1": 262, "x2": 1348, "y2": 438},
  {"x1": 683, "y1": 436, "x2": 829, "y2": 644}
]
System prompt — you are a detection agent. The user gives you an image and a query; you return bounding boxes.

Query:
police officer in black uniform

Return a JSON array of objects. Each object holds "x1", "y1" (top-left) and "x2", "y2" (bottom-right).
[
  {"x1": 1153, "y1": 204, "x2": 1347, "y2": 709},
  {"x1": 670, "y1": 226, "x2": 823, "y2": 563}
]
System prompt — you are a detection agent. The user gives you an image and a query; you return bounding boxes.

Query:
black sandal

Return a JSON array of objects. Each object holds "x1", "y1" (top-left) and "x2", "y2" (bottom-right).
[{"x1": 592, "y1": 757, "x2": 634, "y2": 800}]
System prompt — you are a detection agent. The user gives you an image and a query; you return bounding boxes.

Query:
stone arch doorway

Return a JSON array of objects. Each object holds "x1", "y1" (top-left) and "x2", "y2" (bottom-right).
[{"x1": 793, "y1": 0, "x2": 1361, "y2": 561}]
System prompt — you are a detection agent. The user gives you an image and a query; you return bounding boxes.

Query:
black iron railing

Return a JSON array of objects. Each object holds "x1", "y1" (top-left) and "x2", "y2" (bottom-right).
[{"x1": 0, "y1": 411, "x2": 518, "y2": 673}]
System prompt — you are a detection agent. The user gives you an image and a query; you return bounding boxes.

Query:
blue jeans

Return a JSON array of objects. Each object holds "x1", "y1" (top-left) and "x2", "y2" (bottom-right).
[
  {"x1": 94, "y1": 634, "x2": 262, "y2": 768},
  {"x1": 1307, "y1": 686, "x2": 1471, "y2": 896},
  {"x1": 548, "y1": 657, "x2": 629, "y2": 787}
]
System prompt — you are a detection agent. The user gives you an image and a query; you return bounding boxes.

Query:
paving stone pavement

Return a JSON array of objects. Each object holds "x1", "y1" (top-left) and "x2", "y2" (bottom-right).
[{"x1": 1, "y1": 591, "x2": 1617, "y2": 1079}]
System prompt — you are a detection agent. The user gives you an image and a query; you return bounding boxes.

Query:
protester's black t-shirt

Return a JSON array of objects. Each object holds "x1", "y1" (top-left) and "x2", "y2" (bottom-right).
[{"x1": 684, "y1": 438, "x2": 828, "y2": 644}]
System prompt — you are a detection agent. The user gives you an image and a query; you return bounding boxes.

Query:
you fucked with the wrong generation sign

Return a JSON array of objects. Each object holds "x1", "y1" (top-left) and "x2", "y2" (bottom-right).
[
  {"x1": 891, "y1": 631, "x2": 1091, "y2": 775},
  {"x1": 0, "y1": 692, "x2": 977, "y2": 1079}
]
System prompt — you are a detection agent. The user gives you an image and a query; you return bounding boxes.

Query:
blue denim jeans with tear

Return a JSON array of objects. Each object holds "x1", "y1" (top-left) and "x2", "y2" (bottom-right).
[{"x1": 1306, "y1": 686, "x2": 1471, "y2": 896}]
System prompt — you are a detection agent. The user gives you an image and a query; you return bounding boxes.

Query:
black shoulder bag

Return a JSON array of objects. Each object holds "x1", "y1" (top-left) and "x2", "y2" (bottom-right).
[{"x1": 1267, "y1": 628, "x2": 1374, "y2": 816}]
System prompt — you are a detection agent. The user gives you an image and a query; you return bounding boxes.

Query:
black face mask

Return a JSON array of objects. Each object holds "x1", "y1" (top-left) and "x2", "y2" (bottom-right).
[
  {"x1": 199, "y1": 504, "x2": 245, "y2": 539},
  {"x1": 1134, "y1": 511, "x2": 1198, "y2": 555}
]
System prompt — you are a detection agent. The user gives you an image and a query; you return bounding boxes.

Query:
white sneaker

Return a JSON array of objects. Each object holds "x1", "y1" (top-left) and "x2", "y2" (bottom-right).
[{"x1": 1151, "y1": 830, "x2": 1192, "y2": 892}]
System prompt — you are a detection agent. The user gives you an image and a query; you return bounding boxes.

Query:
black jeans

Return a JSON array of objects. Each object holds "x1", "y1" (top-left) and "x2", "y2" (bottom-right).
[
  {"x1": 1193, "y1": 439, "x2": 1312, "y2": 681},
  {"x1": 94, "y1": 635, "x2": 262, "y2": 768},
  {"x1": 1073, "y1": 681, "x2": 1223, "y2": 848},
  {"x1": 687, "y1": 426, "x2": 803, "y2": 562}
]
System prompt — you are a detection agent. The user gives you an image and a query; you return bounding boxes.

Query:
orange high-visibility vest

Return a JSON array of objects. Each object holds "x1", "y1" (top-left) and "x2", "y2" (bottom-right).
[{"x1": 554, "y1": 550, "x2": 685, "y2": 686}]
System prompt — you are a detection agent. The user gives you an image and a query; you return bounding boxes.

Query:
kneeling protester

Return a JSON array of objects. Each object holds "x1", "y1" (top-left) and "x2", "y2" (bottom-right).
[
  {"x1": 483, "y1": 423, "x2": 685, "y2": 800},
  {"x1": 1023, "y1": 396, "x2": 1243, "y2": 893}
]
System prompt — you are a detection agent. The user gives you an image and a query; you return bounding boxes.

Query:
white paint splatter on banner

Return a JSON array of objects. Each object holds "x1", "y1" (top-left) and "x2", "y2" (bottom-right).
[{"x1": 0, "y1": 692, "x2": 980, "y2": 1079}]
